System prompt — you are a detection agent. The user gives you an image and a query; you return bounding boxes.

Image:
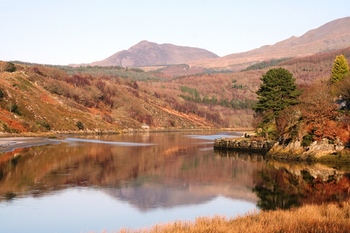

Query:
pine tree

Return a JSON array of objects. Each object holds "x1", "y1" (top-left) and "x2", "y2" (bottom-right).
[
  {"x1": 331, "y1": 54, "x2": 349, "y2": 84},
  {"x1": 253, "y1": 68, "x2": 301, "y2": 138}
]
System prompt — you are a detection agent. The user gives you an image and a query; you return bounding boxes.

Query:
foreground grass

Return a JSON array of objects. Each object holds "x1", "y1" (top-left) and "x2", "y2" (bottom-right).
[{"x1": 114, "y1": 202, "x2": 350, "y2": 233}]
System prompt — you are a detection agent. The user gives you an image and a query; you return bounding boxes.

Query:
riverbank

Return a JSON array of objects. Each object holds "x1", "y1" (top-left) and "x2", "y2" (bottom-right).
[
  {"x1": 0, "y1": 128, "x2": 252, "y2": 153},
  {"x1": 118, "y1": 201, "x2": 350, "y2": 233},
  {"x1": 0, "y1": 137, "x2": 61, "y2": 153},
  {"x1": 214, "y1": 137, "x2": 350, "y2": 160}
]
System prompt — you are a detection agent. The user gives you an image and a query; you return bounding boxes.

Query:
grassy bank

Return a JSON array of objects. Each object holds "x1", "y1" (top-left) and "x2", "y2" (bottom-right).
[
  {"x1": 318, "y1": 151, "x2": 350, "y2": 170},
  {"x1": 115, "y1": 202, "x2": 350, "y2": 233}
]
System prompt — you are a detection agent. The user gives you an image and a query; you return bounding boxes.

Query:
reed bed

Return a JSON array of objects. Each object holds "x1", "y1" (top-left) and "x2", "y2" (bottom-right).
[{"x1": 115, "y1": 202, "x2": 350, "y2": 233}]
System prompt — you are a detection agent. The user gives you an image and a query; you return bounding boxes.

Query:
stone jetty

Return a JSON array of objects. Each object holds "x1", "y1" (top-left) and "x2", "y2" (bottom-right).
[{"x1": 214, "y1": 138, "x2": 275, "y2": 153}]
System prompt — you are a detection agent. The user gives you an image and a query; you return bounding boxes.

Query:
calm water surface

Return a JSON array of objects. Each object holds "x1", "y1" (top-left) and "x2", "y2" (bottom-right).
[{"x1": 0, "y1": 132, "x2": 349, "y2": 233}]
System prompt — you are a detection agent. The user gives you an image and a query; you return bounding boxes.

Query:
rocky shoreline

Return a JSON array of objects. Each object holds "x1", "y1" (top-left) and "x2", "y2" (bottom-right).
[
  {"x1": 267, "y1": 138, "x2": 346, "y2": 159},
  {"x1": 214, "y1": 137, "x2": 349, "y2": 161}
]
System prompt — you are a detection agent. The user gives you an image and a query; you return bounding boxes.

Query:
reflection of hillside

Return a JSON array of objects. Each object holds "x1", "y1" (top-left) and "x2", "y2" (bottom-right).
[
  {"x1": 0, "y1": 134, "x2": 260, "y2": 208},
  {"x1": 2, "y1": 133, "x2": 349, "y2": 212}
]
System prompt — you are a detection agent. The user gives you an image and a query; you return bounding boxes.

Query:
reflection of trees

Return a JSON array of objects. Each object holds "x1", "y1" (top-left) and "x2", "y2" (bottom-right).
[
  {"x1": 215, "y1": 149, "x2": 350, "y2": 210},
  {"x1": 301, "y1": 171, "x2": 350, "y2": 204},
  {"x1": 253, "y1": 165, "x2": 350, "y2": 210},
  {"x1": 253, "y1": 167, "x2": 302, "y2": 210},
  {"x1": 3, "y1": 135, "x2": 348, "y2": 210}
]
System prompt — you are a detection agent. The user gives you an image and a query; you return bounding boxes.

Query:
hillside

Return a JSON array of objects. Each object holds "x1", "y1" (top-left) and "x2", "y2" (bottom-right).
[
  {"x1": 2, "y1": 45, "x2": 349, "y2": 134},
  {"x1": 2, "y1": 15, "x2": 350, "y2": 135},
  {"x1": 189, "y1": 17, "x2": 350, "y2": 71},
  {"x1": 82, "y1": 40, "x2": 219, "y2": 67},
  {"x1": 0, "y1": 62, "x2": 221, "y2": 134}
]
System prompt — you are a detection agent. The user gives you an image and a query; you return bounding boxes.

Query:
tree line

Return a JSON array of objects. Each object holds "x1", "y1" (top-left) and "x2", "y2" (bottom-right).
[
  {"x1": 253, "y1": 54, "x2": 350, "y2": 147},
  {"x1": 179, "y1": 85, "x2": 256, "y2": 110}
]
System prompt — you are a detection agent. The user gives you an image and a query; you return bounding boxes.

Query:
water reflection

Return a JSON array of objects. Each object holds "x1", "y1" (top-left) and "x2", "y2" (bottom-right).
[
  {"x1": 253, "y1": 164, "x2": 350, "y2": 210},
  {"x1": 215, "y1": 149, "x2": 350, "y2": 210},
  {"x1": 63, "y1": 137, "x2": 156, "y2": 146},
  {"x1": 0, "y1": 132, "x2": 349, "y2": 232},
  {"x1": 0, "y1": 132, "x2": 257, "y2": 232},
  {"x1": 0, "y1": 187, "x2": 255, "y2": 233}
]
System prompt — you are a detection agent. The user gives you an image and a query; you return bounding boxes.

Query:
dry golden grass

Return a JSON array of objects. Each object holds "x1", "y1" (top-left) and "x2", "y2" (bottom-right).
[{"x1": 116, "y1": 202, "x2": 350, "y2": 233}]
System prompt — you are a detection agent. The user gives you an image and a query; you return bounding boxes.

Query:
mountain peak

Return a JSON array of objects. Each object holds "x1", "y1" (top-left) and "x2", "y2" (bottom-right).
[
  {"x1": 131, "y1": 40, "x2": 153, "y2": 47},
  {"x1": 91, "y1": 41, "x2": 218, "y2": 67}
]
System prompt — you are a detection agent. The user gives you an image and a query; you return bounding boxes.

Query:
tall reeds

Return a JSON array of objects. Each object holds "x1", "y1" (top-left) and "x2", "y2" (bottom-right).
[{"x1": 116, "y1": 202, "x2": 350, "y2": 233}]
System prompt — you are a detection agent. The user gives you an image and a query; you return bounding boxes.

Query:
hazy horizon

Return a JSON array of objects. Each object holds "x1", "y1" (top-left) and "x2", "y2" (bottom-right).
[{"x1": 1, "y1": 0, "x2": 349, "y2": 65}]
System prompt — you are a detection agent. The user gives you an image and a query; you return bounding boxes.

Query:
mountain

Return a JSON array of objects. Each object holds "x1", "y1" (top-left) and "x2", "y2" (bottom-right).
[
  {"x1": 74, "y1": 17, "x2": 350, "y2": 70},
  {"x1": 88, "y1": 40, "x2": 219, "y2": 67},
  {"x1": 189, "y1": 17, "x2": 350, "y2": 71}
]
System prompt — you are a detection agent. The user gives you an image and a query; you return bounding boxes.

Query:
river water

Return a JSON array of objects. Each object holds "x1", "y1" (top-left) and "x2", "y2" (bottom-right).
[{"x1": 0, "y1": 132, "x2": 349, "y2": 233}]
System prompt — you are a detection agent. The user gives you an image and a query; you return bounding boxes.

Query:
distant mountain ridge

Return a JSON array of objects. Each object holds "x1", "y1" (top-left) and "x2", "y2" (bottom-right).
[
  {"x1": 73, "y1": 17, "x2": 350, "y2": 70},
  {"x1": 189, "y1": 16, "x2": 350, "y2": 70},
  {"x1": 87, "y1": 40, "x2": 219, "y2": 67}
]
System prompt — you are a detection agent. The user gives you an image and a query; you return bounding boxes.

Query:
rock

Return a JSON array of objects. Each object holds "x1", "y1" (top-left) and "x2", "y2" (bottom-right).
[{"x1": 304, "y1": 138, "x2": 336, "y2": 158}]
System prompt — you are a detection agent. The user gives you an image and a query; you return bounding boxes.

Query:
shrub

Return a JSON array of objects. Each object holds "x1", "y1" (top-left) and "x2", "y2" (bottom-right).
[
  {"x1": 76, "y1": 121, "x2": 84, "y2": 130},
  {"x1": 3, "y1": 62, "x2": 16, "y2": 72},
  {"x1": 8, "y1": 102, "x2": 21, "y2": 115},
  {"x1": 37, "y1": 121, "x2": 51, "y2": 131},
  {"x1": 302, "y1": 134, "x2": 313, "y2": 147},
  {"x1": 2, "y1": 123, "x2": 20, "y2": 133}
]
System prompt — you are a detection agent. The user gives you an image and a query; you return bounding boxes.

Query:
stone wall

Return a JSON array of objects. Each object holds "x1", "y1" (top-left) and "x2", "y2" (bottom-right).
[{"x1": 214, "y1": 138, "x2": 274, "y2": 153}]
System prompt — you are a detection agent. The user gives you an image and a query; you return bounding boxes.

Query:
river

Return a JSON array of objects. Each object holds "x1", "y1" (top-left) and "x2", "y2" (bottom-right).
[{"x1": 0, "y1": 132, "x2": 349, "y2": 233}]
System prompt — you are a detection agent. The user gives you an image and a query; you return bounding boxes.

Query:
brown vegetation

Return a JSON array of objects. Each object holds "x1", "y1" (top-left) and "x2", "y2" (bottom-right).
[
  {"x1": 2, "y1": 29, "x2": 350, "y2": 134},
  {"x1": 117, "y1": 202, "x2": 350, "y2": 233},
  {"x1": 0, "y1": 62, "x2": 223, "y2": 133}
]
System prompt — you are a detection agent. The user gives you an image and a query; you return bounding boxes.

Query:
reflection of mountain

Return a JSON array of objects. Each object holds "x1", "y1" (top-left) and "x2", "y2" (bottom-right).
[
  {"x1": 0, "y1": 134, "x2": 259, "y2": 204},
  {"x1": 104, "y1": 185, "x2": 215, "y2": 211},
  {"x1": 1, "y1": 133, "x2": 348, "y2": 211},
  {"x1": 103, "y1": 183, "x2": 257, "y2": 212}
]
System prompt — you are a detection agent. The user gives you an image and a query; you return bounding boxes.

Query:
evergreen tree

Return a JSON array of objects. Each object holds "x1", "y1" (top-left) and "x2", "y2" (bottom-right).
[
  {"x1": 331, "y1": 54, "x2": 349, "y2": 84},
  {"x1": 253, "y1": 68, "x2": 301, "y2": 138}
]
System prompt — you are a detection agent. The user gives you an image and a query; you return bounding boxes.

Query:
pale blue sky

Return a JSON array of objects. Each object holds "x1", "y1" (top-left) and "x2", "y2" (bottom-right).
[{"x1": 1, "y1": 0, "x2": 349, "y2": 65}]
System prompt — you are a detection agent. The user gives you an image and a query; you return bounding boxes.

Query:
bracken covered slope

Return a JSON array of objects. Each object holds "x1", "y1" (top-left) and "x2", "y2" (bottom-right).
[{"x1": 0, "y1": 62, "x2": 215, "y2": 134}]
